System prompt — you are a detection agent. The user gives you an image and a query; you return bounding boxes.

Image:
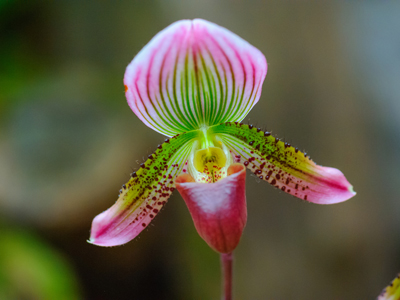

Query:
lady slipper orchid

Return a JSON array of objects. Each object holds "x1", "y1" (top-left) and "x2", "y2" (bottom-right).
[{"x1": 89, "y1": 19, "x2": 355, "y2": 253}]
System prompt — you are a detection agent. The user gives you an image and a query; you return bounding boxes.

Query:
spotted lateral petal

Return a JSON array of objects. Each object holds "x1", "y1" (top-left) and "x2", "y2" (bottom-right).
[
  {"x1": 378, "y1": 274, "x2": 400, "y2": 300},
  {"x1": 211, "y1": 123, "x2": 356, "y2": 204},
  {"x1": 124, "y1": 19, "x2": 267, "y2": 137},
  {"x1": 90, "y1": 131, "x2": 198, "y2": 247}
]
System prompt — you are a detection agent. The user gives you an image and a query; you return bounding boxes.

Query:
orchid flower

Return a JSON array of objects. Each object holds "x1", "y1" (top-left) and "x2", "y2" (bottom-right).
[
  {"x1": 89, "y1": 19, "x2": 355, "y2": 253},
  {"x1": 378, "y1": 274, "x2": 400, "y2": 300}
]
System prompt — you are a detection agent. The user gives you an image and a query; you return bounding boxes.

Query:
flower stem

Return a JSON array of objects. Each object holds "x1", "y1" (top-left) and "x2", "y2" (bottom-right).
[{"x1": 221, "y1": 252, "x2": 233, "y2": 300}]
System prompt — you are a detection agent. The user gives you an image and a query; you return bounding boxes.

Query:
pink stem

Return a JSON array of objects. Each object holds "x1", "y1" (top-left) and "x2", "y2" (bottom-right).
[{"x1": 221, "y1": 252, "x2": 233, "y2": 300}]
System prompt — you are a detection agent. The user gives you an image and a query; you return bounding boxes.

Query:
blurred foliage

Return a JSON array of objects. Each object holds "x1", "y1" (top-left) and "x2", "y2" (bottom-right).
[{"x1": 0, "y1": 226, "x2": 81, "y2": 300}]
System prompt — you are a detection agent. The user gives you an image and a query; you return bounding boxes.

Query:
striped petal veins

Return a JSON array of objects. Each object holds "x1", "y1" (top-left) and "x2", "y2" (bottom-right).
[{"x1": 124, "y1": 19, "x2": 267, "y2": 136}]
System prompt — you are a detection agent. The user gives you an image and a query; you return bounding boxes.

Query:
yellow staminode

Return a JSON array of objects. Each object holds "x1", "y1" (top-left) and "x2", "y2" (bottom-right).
[{"x1": 193, "y1": 147, "x2": 227, "y2": 174}]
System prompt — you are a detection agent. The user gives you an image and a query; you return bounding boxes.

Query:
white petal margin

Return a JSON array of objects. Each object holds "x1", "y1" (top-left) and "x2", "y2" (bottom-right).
[
  {"x1": 124, "y1": 19, "x2": 267, "y2": 137},
  {"x1": 89, "y1": 132, "x2": 197, "y2": 247}
]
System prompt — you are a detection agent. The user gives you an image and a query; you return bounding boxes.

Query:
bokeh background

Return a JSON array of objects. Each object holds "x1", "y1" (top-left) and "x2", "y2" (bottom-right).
[{"x1": 1, "y1": 1, "x2": 400, "y2": 299}]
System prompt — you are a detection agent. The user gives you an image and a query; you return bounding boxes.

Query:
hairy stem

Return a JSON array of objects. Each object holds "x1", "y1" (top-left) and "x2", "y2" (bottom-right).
[{"x1": 221, "y1": 252, "x2": 233, "y2": 300}]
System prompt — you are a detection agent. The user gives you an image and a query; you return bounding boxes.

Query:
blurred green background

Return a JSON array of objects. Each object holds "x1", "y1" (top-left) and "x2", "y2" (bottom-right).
[{"x1": 1, "y1": 1, "x2": 400, "y2": 299}]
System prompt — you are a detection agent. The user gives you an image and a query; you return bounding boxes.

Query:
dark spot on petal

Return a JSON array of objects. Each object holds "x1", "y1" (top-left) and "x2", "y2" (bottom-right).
[
  {"x1": 249, "y1": 141, "x2": 254, "y2": 146},
  {"x1": 271, "y1": 179, "x2": 276, "y2": 185},
  {"x1": 142, "y1": 223, "x2": 146, "y2": 227},
  {"x1": 276, "y1": 174, "x2": 281, "y2": 180},
  {"x1": 264, "y1": 131, "x2": 270, "y2": 136},
  {"x1": 131, "y1": 172, "x2": 137, "y2": 178},
  {"x1": 281, "y1": 186, "x2": 286, "y2": 191}
]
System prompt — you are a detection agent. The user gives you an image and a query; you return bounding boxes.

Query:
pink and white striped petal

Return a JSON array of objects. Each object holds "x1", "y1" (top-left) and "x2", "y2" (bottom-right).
[
  {"x1": 89, "y1": 131, "x2": 197, "y2": 247},
  {"x1": 124, "y1": 19, "x2": 267, "y2": 137},
  {"x1": 211, "y1": 123, "x2": 355, "y2": 204},
  {"x1": 175, "y1": 163, "x2": 247, "y2": 253}
]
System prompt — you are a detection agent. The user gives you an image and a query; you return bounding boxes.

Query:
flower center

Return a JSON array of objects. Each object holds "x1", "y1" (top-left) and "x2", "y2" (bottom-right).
[
  {"x1": 193, "y1": 146, "x2": 227, "y2": 174},
  {"x1": 187, "y1": 126, "x2": 231, "y2": 183}
]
